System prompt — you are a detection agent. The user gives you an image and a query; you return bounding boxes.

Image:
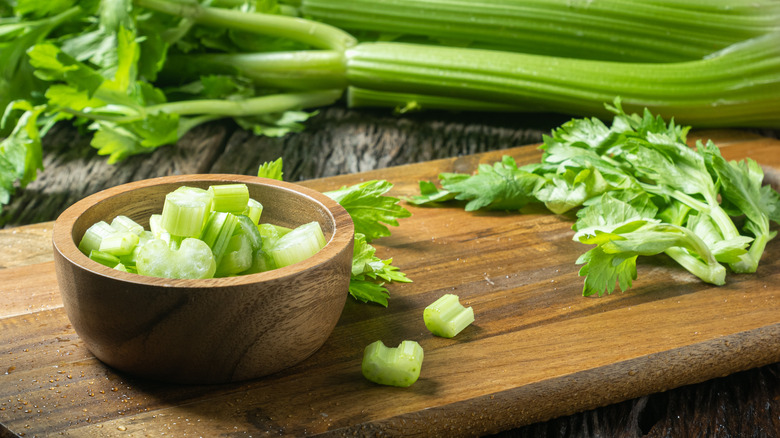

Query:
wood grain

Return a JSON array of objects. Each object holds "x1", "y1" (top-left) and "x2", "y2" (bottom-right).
[{"x1": 1, "y1": 132, "x2": 779, "y2": 437}]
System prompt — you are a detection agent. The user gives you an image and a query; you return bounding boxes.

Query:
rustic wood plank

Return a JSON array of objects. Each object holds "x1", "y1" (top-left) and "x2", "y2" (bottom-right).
[{"x1": 1, "y1": 132, "x2": 779, "y2": 437}]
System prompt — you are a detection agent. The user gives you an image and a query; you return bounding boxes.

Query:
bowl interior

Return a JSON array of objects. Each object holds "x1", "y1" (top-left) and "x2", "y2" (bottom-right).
[{"x1": 63, "y1": 174, "x2": 345, "y2": 282}]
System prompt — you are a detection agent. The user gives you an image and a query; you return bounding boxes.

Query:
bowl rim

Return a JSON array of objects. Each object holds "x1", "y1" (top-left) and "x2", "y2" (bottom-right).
[{"x1": 52, "y1": 174, "x2": 354, "y2": 288}]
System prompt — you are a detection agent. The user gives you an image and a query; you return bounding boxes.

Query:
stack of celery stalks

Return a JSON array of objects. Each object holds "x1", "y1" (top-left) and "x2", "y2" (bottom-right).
[{"x1": 1, "y1": 0, "x2": 779, "y2": 210}]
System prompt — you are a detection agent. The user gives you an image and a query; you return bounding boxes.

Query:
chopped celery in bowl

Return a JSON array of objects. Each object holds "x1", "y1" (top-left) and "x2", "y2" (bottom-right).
[{"x1": 52, "y1": 174, "x2": 354, "y2": 384}]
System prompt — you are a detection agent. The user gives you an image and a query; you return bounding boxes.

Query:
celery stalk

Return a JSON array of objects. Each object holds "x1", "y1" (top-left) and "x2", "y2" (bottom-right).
[
  {"x1": 361, "y1": 340, "x2": 424, "y2": 387},
  {"x1": 78, "y1": 221, "x2": 116, "y2": 255},
  {"x1": 302, "y1": 0, "x2": 779, "y2": 62}
]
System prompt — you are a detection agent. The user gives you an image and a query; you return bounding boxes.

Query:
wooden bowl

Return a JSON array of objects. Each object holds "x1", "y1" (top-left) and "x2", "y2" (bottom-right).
[{"x1": 52, "y1": 174, "x2": 354, "y2": 384}]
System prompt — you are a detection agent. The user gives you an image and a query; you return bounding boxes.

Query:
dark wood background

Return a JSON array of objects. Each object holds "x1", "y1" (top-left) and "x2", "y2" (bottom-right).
[{"x1": 1, "y1": 105, "x2": 779, "y2": 437}]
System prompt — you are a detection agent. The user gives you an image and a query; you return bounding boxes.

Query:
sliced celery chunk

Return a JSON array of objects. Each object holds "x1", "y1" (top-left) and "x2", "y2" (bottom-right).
[
  {"x1": 201, "y1": 211, "x2": 239, "y2": 265},
  {"x1": 216, "y1": 233, "x2": 253, "y2": 277},
  {"x1": 78, "y1": 221, "x2": 115, "y2": 255},
  {"x1": 209, "y1": 183, "x2": 249, "y2": 214},
  {"x1": 240, "y1": 248, "x2": 277, "y2": 274},
  {"x1": 268, "y1": 221, "x2": 327, "y2": 268},
  {"x1": 160, "y1": 186, "x2": 212, "y2": 238},
  {"x1": 89, "y1": 250, "x2": 120, "y2": 268},
  {"x1": 244, "y1": 198, "x2": 264, "y2": 224},
  {"x1": 423, "y1": 294, "x2": 475, "y2": 338},
  {"x1": 111, "y1": 215, "x2": 144, "y2": 235},
  {"x1": 98, "y1": 231, "x2": 139, "y2": 257},
  {"x1": 362, "y1": 340, "x2": 424, "y2": 387},
  {"x1": 136, "y1": 238, "x2": 216, "y2": 279},
  {"x1": 235, "y1": 214, "x2": 263, "y2": 251}
]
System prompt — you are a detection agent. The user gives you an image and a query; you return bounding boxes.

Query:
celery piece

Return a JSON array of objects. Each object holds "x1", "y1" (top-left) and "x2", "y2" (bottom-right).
[
  {"x1": 209, "y1": 183, "x2": 250, "y2": 214},
  {"x1": 98, "y1": 231, "x2": 140, "y2": 257},
  {"x1": 136, "y1": 238, "x2": 217, "y2": 279},
  {"x1": 89, "y1": 250, "x2": 121, "y2": 268},
  {"x1": 257, "y1": 223, "x2": 285, "y2": 249},
  {"x1": 110, "y1": 215, "x2": 144, "y2": 235},
  {"x1": 236, "y1": 214, "x2": 263, "y2": 250},
  {"x1": 423, "y1": 294, "x2": 474, "y2": 338},
  {"x1": 240, "y1": 248, "x2": 277, "y2": 275},
  {"x1": 244, "y1": 198, "x2": 264, "y2": 224},
  {"x1": 216, "y1": 233, "x2": 253, "y2": 277},
  {"x1": 114, "y1": 263, "x2": 129, "y2": 272},
  {"x1": 119, "y1": 230, "x2": 154, "y2": 269},
  {"x1": 149, "y1": 214, "x2": 165, "y2": 236},
  {"x1": 201, "y1": 211, "x2": 239, "y2": 265},
  {"x1": 160, "y1": 186, "x2": 213, "y2": 238},
  {"x1": 78, "y1": 221, "x2": 116, "y2": 255},
  {"x1": 268, "y1": 221, "x2": 327, "y2": 268},
  {"x1": 361, "y1": 340, "x2": 424, "y2": 387}
]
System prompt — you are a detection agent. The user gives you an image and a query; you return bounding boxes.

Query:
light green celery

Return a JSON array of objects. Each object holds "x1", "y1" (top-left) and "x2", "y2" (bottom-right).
[
  {"x1": 136, "y1": 238, "x2": 216, "y2": 279},
  {"x1": 362, "y1": 340, "x2": 424, "y2": 387},
  {"x1": 244, "y1": 198, "x2": 264, "y2": 224},
  {"x1": 160, "y1": 186, "x2": 212, "y2": 238},
  {"x1": 145, "y1": 90, "x2": 344, "y2": 120},
  {"x1": 110, "y1": 215, "x2": 144, "y2": 235},
  {"x1": 346, "y1": 87, "x2": 525, "y2": 113},
  {"x1": 201, "y1": 211, "x2": 239, "y2": 265},
  {"x1": 301, "y1": 0, "x2": 779, "y2": 62},
  {"x1": 190, "y1": 51, "x2": 347, "y2": 91},
  {"x1": 268, "y1": 221, "x2": 326, "y2": 268},
  {"x1": 134, "y1": 0, "x2": 358, "y2": 51},
  {"x1": 88, "y1": 250, "x2": 121, "y2": 268},
  {"x1": 78, "y1": 221, "x2": 115, "y2": 255},
  {"x1": 423, "y1": 294, "x2": 475, "y2": 338},
  {"x1": 98, "y1": 231, "x2": 140, "y2": 257},
  {"x1": 209, "y1": 183, "x2": 250, "y2": 214},
  {"x1": 216, "y1": 233, "x2": 253, "y2": 277},
  {"x1": 235, "y1": 215, "x2": 263, "y2": 250},
  {"x1": 344, "y1": 33, "x2": 780, "y2": 128}
]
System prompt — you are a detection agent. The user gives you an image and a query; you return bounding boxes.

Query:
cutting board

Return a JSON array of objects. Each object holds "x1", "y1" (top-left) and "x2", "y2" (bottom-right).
[{"x1": 1, "y1": 129, "x2": 779, "y2": 437}]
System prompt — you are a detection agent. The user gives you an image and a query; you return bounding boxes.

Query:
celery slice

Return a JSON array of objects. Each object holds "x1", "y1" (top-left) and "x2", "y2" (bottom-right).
[
  {"x1": 244, "y1": 198, "x2": 264, "y2": 224},
  {"x1": 235, "y1": 214, "x2": 263, "y2": 250},
  {"x1": 268, "y1": 221, "x2": 327, "y2": 268},
  {"x1": 201, "y1": 211, "x2": 239, "y2": 265},
  {"x1": 209, "y1": 183, "x2": 250, "y2": 214},
  {"x1": 423, "y1": 294, "x2": 475, "y2": 338},
  {"x1": 160, "y1": 186, "x2": 213, "y2": 238},
  {"x1": 78, "y1": 221, "x2": 115, "y2": 255},
  {"x1": 98, "y1": 231, "x2": 140, "y2": 257},
  {"x1": 88, "y1": 250, "x2": 121, "y2": 268},
  {"x1": 216, "y1": 233, "x2": 253, "y2": 277},
  {"x1": 110, "y1": 215, "x2": 144, "y2": 235},
  {"x1": 240, "y1": 248, "x2": 277, "y2": 275},
  {"x1": 136, "y1": 238, "x2": 217, "y2": 279},
  {"x1": 361, "y1": 340, "x2": 424, "y2": 387},
  {"x1": 114, "y1": 263, "x2": 129, "y2": 272}
]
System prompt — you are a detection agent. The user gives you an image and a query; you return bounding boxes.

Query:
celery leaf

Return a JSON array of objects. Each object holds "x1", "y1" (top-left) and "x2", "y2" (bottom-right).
[{"x1": 325, "y1": 180, "x2": 411, "y2": 242}]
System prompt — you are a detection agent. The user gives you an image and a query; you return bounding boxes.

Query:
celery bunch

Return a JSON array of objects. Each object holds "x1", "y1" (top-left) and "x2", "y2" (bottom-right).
[
  {"x1": 2, "y1": 0, "x2": 780, "y2": 209},
  {"x1": 410, "y1": 101, "x2": 780, "y2": 296}
]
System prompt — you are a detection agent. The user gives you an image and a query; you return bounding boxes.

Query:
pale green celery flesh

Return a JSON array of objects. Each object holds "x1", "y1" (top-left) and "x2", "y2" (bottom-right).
[
  {"x1": 89, "y1": 250, "x2": 121, "y2": 268},
  {"x1": 201, "y1": 212, "x2": 239, "y2": 265},
  {"x1": 160, "y1": 187, "x2": 213, "y2": 238},
  {"x1": 244, "y1": 198, "x2": 264, "y2": 224},
  {"x1": 209, "y1": 184, "x2": 250, "y2": 214},
  {"x1": 111, "y1": 215, "x2": 144, "y2": 235},
  {"x1": 301, "y1": 0, "x2": 779, "y2": 62},
  {"x1": 268, "y1": 221, "x2": 326, "y2": 268},
  {"x1": 361, "y1": 340, "x2": 424, "y2": 387},
  {"x1": 98, "y1": 231, "x2": 140, "y2": 257},
  {"x1": 78, "y1": 221, "x2": 115, "y2": 255},
  {"x1": 423, "y1": 293, "x2": 475, "y2": 338},
  {"x1": 344, "y1": 34, "x2": 780, "y2": 128},
  {"x1": 216, "y1": 233, "x2": 253, "y2": 277}
]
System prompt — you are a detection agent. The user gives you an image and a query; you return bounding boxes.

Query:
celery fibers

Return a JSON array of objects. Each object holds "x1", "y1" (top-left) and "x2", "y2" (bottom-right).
[
  {"x1": 424, "y1": 294, "x2": 475, "y2": 338},
  {"x1": 362, "y1": 340, "x2": 424, "y2": 387}
]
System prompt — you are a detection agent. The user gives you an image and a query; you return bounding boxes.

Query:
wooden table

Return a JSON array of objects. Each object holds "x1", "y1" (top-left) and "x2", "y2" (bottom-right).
[{"x1": 1, "y1": 108, "x2": 779, "y2": 437}]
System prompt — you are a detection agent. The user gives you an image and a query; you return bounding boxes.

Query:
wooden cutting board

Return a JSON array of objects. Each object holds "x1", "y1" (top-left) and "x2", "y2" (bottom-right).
[{"x1": 1, "y1": 130, "x2": 779, "y2": 437}]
